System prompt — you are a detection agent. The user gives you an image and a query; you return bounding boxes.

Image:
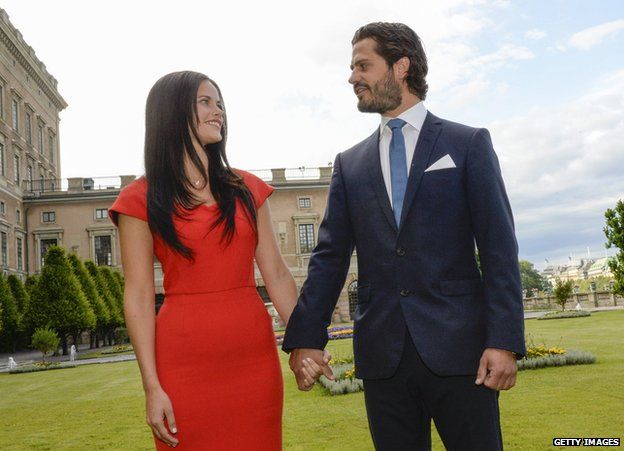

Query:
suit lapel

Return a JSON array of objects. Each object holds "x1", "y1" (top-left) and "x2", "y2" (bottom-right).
[
  {"x1": 398, "y1": 112, "x2": 443, "y2": 232},
  {"x1": 363, "y1": 129, "x2": 398, "y2": 234}
]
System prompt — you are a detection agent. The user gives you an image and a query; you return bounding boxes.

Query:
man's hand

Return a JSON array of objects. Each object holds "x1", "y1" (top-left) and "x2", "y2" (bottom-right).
[
  {"x1": 475, "y1": 348, "x2": 517, "y2": 391},
  {"x1": 289, "y1": 348, "x2": 334, "y2": 391}
]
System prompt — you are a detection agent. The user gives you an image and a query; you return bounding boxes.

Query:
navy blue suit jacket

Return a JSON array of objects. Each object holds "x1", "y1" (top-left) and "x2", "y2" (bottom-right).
[{"x1": 282, "y1": 112, "x2": 526, "y2": 379}]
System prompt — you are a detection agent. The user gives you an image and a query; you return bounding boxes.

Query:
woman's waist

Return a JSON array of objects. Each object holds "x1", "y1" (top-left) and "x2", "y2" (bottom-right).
[{"x1": 163, "y1": 285, "x2": 262, "y2": 304}]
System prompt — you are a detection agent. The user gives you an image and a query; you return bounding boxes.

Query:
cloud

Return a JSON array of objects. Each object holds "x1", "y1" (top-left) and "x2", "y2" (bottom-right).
[
  {"x1": 525, "y1": 28, "x2": 547, "y2": 40},
  {"x1": 568, "y1": 19, "x2": 624, "y2": 50},
  {"x1": 472, "y1": 44, "x2": 535, "y2": 67},
  {"x1": 488, "y1": 69, "x2": 624, "y2": 265}
]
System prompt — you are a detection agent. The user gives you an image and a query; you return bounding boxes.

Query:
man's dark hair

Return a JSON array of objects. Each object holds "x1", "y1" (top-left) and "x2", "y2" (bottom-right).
[{"x1": 352, "y1": 22, "x2": 428, "y2": 100}]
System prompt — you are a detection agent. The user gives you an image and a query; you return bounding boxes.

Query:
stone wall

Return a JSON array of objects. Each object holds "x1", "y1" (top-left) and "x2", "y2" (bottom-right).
[{"x1": 523, "y1": 290, "x2": 624, "y2": 310}]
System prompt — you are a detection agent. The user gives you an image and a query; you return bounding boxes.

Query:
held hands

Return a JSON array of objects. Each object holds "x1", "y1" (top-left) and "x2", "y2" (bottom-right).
[
  {"x1": 145, "y1": 386, "x2": 179, "y2": 447},
  {"x1": 475, "y1": 348, "x2": 518, "y2": 391},
  {"x1": 289, "y1": 348, "x2": 334, "y2": 391}
]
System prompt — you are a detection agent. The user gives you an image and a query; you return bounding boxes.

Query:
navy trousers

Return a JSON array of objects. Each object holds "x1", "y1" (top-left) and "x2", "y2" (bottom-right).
[{"x1": 363, "y1": 330, "x2": 503, "y2": 450}]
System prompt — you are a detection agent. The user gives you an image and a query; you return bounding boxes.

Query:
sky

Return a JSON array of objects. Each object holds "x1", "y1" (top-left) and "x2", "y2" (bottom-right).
[{"x1": 2, "y1": 0, "x2": 623, "y2": 269}]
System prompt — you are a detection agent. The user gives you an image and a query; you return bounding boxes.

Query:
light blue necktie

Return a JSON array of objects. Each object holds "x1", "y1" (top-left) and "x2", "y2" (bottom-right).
[{"x1": 387, "y1": 118, "x2": 408, "y2": 226}]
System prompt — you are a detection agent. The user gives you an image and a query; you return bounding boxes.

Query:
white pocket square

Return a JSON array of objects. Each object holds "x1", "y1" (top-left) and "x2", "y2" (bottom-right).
[{"x1": 424, "y1": 154, "x2": 456, "y2": 172}]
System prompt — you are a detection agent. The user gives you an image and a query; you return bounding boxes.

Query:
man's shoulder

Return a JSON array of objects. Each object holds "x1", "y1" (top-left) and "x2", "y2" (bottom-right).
[
  {"x1": 340, "y1": 129, "x2": 378, "y2": 160},
  {"x1": 434, "y1": 113, "x2": 482, "y2": 138}
]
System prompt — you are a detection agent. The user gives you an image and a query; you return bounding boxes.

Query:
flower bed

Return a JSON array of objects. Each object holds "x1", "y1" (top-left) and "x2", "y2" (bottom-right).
[
  {"x1": 101, "y1": 345, "x2": 133, "y2": 355},
  {"x1": 538, "y1": 310, "x2": 592, "y2": 320},
  {"x1": 9, "y1": 361, "x2": 77, "y2": 374}
]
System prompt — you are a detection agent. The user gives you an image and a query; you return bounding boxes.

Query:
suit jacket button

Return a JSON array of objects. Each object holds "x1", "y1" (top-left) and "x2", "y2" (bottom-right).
[
  {"x1": 396, "y1": 247, "x2": 406, "y2": 256},
  {"x1": 400, "y1": 290, "x2": 410, "y2": 297}
]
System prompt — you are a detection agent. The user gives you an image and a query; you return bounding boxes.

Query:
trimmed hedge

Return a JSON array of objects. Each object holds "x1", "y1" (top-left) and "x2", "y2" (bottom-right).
[
  {"x1": 538, "y1": 310, "x2": 592, "y2": 320},
  {"x1": 9, "y1": 361, "x2": 77, "y2": 374},
  {"x1": 518, "y1": 349, "x2": 596, "y2": 370}
]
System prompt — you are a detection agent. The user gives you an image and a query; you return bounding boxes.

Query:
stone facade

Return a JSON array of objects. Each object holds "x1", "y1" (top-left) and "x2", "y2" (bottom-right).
[
  {"x1": 21, "y1": 171, "x2": 358, "y2": 325},
  {"x1": 0, "y1": 8, "x2": 67, "y2": 281}
]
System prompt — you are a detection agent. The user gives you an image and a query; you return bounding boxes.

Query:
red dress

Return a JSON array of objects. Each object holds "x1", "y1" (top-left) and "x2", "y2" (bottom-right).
[{"x1": 109, "y1": 170, "x2": 282, "y2": 450}]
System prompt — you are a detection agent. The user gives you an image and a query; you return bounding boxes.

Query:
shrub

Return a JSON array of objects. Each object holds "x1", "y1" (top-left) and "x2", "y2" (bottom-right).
[{"x1": 31, "y1": 328, "x2": 60, "y2": 363}]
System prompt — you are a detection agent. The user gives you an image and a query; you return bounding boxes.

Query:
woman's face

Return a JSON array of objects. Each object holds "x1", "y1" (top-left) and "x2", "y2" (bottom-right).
[{"x1": 194, "y1": 80, "x2": 224, "y2": 146}]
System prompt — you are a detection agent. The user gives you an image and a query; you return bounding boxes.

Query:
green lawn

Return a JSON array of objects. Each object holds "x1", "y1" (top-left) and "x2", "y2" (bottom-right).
[{"x1": 0, "y1": 310, "x2": 622, "y2": 450}]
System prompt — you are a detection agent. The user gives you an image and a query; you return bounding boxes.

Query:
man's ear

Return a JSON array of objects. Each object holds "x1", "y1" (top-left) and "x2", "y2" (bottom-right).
[{"x1": 393, "y1": 56, "x2": 410, "y2": 83}]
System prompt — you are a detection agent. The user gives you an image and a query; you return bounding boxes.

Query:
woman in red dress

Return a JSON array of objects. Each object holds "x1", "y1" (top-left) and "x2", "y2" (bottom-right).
[{"x1": 109, "y1": 71, "x2": 324, "y2": 449}]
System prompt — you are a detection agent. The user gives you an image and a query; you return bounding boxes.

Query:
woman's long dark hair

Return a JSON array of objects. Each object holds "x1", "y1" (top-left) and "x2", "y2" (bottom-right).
[{"x1": 144, "y1": 71, "x2": 257, "y2": 260}]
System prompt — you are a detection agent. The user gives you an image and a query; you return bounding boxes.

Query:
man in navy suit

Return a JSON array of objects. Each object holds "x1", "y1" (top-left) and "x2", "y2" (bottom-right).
[{"x1": 283, "y1": 22, "x2": 525, "y2": 450}]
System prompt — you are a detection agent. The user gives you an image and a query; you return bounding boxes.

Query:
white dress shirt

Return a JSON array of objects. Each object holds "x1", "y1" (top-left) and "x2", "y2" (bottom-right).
[{"x1": 379, "y1": 101, "x2": 427, "y2": 207}]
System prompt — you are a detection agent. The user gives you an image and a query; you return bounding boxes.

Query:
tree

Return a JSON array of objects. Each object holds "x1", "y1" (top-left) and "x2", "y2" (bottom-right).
[
  {"x1": 24, "y1": 246, "x2": 96, "y2": 355},
  {"x1": 24, "y1": 274, "x2": 39, "y2": 298},
  {"x1": 112, "y1": 270, "x2": 124, "y2": 290},
  {"x1": 31, "y1": 327, "x2": 60, "y2": 364},
  {"x1": 68, "y1": 254, "x2": 111, "y2": 349},
  {"x1": 519, "y1": 260, "x2": 546, "y2": 296},
  {"x1": 99, "y1": 266, "x2": 124, "y2": 313},
  {"x1": 553, "y1": 279, "x2": 573, "y2": 311},
  {"x1": 0, "y1": 275, "x2": 20, "y2": 352},
  {"x1": 7, "y1": 275, "x2": 29, "y2": 316},
  {"x1": 85, "y1": 261, "x2": 123, "y2": 346},
  {"x1": 7, "y1": 275, "x2": 30, "y2": 350},
  {"x1": 604, "y1": 199, "x2": 624, "y2": 296}
]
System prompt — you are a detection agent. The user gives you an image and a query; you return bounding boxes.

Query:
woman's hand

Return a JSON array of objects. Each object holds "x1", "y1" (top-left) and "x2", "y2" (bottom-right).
[
  {"x1": 146, "y1": 387, "x2": 179, "y2": 447},
  {"x1": 296, "y1": 350, "x2": 333, "y2": 390}
]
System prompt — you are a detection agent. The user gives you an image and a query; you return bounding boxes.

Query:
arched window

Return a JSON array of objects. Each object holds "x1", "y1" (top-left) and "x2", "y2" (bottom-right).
[{"x1": 348, "y1": 280, "x2": 358, "y2": 320}]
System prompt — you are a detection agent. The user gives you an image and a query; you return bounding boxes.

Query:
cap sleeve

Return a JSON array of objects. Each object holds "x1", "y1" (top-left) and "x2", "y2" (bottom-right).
[
  {"x1": 108, "y1": 178, "x2": 148, "y2": 226},
  {"x1": 237, "y1": 170, "x2": 275, "y2": 208}
]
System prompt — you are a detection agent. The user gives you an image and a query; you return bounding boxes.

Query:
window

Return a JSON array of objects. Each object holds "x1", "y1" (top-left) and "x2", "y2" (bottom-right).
[
  {"x1": 298, "y1": 224, "x2": 315, "y2": 253},
  {"x1": 0, "y1": 141, "x2": 4, "y2": 177},
  {"x1": 95, "y1": 208, "x2": 108, "y2": 220},
  {"x1": 94, "y1": 235, "x2": 112, "y2": 266},
  {"x1": 40, "y1": 238, "x2": 57, "y2": 268},
  {"x1": 16, "y1": 236, "x2": 23, "y2": 271},
  {"x1": 11, "y1": 99, "x2": 18, "y2": 131},
  {"x1": 0, "y1": 232, "x2": 6, "y2": 266},
  {"x1": 25, "y1": 112, "x2": 32, "y2": 144},
  {"x1": 298, "y1": 197, "x2": 311, "y2": 209},
  {"x1": 16, "y1": 209, "x2": 21, "y2": 223},
  {"x1": 26, "y1": 165, "x2": 32, "y2": 190},
  {"x1": 38, "y1": 124, "x2": 43, "y2": 153},
  {"x1": 0, "y1": 84, "x2": 3, "y2": 118},
  {"x1": 13, "y1": 154, "x2": 19, "y2": 184},
  {"x1": 0, "y1": 201, "x2": 5, "y2": 214},
  {"x1": 48, "y1": 133, "x2": 55, "y2": 163},
  {"x1": 42, "y1": 211, "x2": 55, "y2": 223}
]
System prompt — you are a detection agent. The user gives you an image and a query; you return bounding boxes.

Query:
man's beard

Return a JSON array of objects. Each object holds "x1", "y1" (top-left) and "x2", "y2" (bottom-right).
[{"x1": 357, "y1": 70, "x2": 403, "y2": 114}]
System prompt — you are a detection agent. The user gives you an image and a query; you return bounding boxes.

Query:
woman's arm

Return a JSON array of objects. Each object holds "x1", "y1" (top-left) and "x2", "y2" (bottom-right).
[
  {"x1": 118, "y1": 214, "x2": 178, "y2": 447},
  {"x1": 254, "y1": 200, "x2": 298, "y2": 325}
]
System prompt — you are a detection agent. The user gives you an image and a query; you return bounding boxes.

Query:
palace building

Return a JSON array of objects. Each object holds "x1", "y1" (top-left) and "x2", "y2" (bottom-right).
[{"x1": 0, "y1": 8, "x2": 357, "y2": 324}]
